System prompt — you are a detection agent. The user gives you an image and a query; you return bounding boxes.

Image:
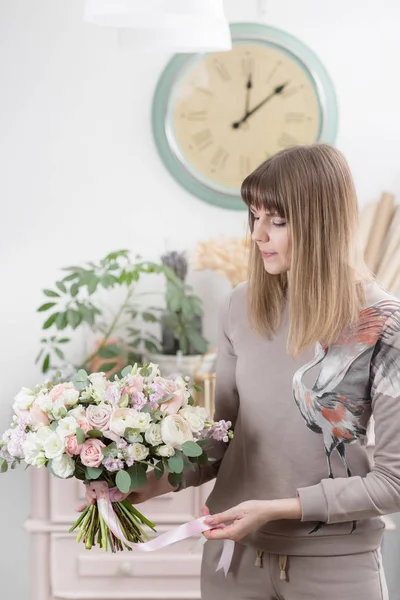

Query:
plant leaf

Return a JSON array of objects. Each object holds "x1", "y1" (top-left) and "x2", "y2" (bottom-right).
[
  {"x1": 181, "y1": 441, "x2": 203, "y2": 457},
  {"x1": 43, "y1": 289, "x2": 60, "y2": 298},
  {"x1": 121, "y1": 365, "x2": 133, "y2": 377},
  {"x1": 154, "y1": 461, "x2": 164, "y2": 480},
  {"x1": 167, "y1": 452, "x2": 184, "y2": 474},
  {"x1": 85, "y1": 466, "x2": 103, "y2": 480},
  {"x1": 55, "y1": 347, "x2": 65, "y2": 360},
  {"x1": 67, "y1": 309, "x2": 82, "y2": 329},
  {"x1": 116, "y1": 470, "x2": 131, "y2": 494},
  {"x1": 127, "y1": 463, "x2": 147, "y2": 489},
  {"x1": 55, "y1": 312, "x2": 68, "y2": 330},
  {"x1": 56, "y1": 281, "x2": 67, "y2": 294},
  {"x1": 97, "y1": 344, "x2": 123, "y2": 359},
  {"x1": 87, "y1": 429, "x2": 103, "y2": 439},
  {"x1": 0, "y1": 458, "x2": 8, "y2": 473},
  {"x1": 142, "y1": 312, "x2": 157, "y2": 323},
  {"x1": 168, "y1": 472, "x2": 182, "y2": 488},
  {"x1": 43, "y1": 313, "x2": 59, "y2": 330},
  {"x1": 37, "y1": 302, "x2": 57, "y2": 312},
  {"x1": 42, "y1": 354, "x2": 50, "y2": 373},
  {"x1": 75, "y1": 427, "x2": 85, "y2": 445}
]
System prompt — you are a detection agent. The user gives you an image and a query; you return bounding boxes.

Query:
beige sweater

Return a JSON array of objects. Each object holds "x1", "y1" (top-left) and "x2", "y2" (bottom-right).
[{"x1": 182, "y1": 281, "x2": 400, "y2": 556}]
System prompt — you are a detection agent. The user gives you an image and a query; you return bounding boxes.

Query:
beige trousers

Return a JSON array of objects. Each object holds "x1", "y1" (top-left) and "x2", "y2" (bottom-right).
[{"x1": 201, "y1": 541, "x2": 389, "y2": 600}]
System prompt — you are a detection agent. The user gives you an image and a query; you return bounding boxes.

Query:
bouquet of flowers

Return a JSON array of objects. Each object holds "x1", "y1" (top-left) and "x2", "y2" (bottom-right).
[{"x1": 0, "y1": 363, "x2": 232, "y2": 552}]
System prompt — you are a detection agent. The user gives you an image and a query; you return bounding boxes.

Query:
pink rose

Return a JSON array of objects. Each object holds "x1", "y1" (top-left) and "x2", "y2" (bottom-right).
[
  {"x1": 30, "y1": 405, "x2": 50, "y2": 427},
  {"x1": 77, "y1": 418, "x2": 91, "y2": 434},
  {"x1": 86, "y1": 403, "x2": 112, "y2": 431},
  {"x1": 49, "y1": 383, "x2": 79, "y2": 407},
  {"x1": 65, "y1": 435, "x2": 82, "y2": 457},
  {"x1": 80, "y1": 438, "x2": 105, "y2": 468},
  {"x1": 154, "y1": 377, "x2": 187, "y2": 415}
]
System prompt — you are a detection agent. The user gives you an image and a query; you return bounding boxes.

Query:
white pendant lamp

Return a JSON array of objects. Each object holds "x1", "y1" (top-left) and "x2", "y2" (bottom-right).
[{"x1": 84, "y1": 0, "x2": 232, "y2": 53}]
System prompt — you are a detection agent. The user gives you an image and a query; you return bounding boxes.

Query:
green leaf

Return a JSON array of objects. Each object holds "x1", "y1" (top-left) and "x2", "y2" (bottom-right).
[
  {"x1": 127, "y1": 463, "x2": 147, "y2": 489},
  {"x1": 85, "y1": 466, "x2": 103, "y2": 480},
  {"x1": 70, "y1": 282, "x2": 80, "y2": 297},
  {"x1": 98, "y1": 344, "x2": 123, "y2": 359},
  {"x1": 197, "y1": 451, "x2": 209, "y2": 466},
  {"x1": 67, "y1": 309, "x2": 82, "y2": 329},
  {"x1": 43, "y1": 289, "x2": 60, "y2": 298},
  {"x1": 87, "y1": 429, "x2": 103, "y2": 439},
  {"x1": 100, "y1": 274, "x2": 117, "y2": 288},
  {"x1": 168, "y1": 472, "x2": 182, "y2": 488},
  {"x1": 121, "y1": 365, "x2": 133, "y2": 377},
  {"x1": 57, "y1": 337, "x2": 70, "y2": 343},
  {"x1": 87, "y1": 275, "x2": 98, "y2": 295},
  {"x1": 73, "y1": 369, "x2": 89, "y2": 390},
  {"x1": 43, "y1": 313, "x2": 59, "y2": 330},
  {"x1": 55, "y1": 347, "x2": 65, "y2": 360},
  {"x1": 0, "y1": 458, "x2": 8, "y2": 473},
  {"x1": 167, "y1": 452, "x2": 184, "y2": 474},
  {"x1": 158, "y1": 392, "x2": 175, "y2": 404},
  {"x1": 186, "y1": 330, "x2": 208, "y2": 354},
  {"x1": 42, "y1": 354, "x2": 50, "y2": 373},
  {"x1": 116, "y1": 469, "x2": 131, "y2": 494},
  {"x1": 101, "y1": 442, "x2": 117, "y2": 458},
  {"x1": 35, "y1": 348, "x2": 44, "y2": 364},
  {"x1": 142, "y1": 312, "x2": 157, "y2": 323},
  {"x1": 55, "y1": 312, "x2": 68, "y2": 330},
  {"x1": 37, "y1": 302, "x2": 57, "y2": 312},
  {"x1": 56, "y1": 281, "x2": 67, "y2": 294},
  {"x1": 77, "y1": 303, "x2": 95, "y2": 326},
  {"x1": 154, "y1": 461, "x2": 164, "y2": 480},
  {"x1": 144, "y1": 340, "x2": 159, "y2": 353},
  {"x1": 124, "y1": 427, "x2": 142, "y2": 443},
  {"x1": 75, "y1": 427, "x2": 85, "y2": 444},
  {"x1": 140, "y1": 404, "x2": 152, "y2": 414},
  {"x1": 181, "y1": 441, "x2": 203, "y2": 457}
]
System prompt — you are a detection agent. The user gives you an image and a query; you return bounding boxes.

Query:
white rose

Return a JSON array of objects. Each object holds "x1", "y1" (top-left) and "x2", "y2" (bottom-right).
[
  {"x1": 109, "y1": 408, "x2": 139, "y2": 437},
  {"x1": 51, "y1": 453, "x2": 75, "y2": 478},
  {"x1": 182, "y1": 412, "x2": 205, "y2": 433},
  {"x1": 128, "y1": 443, "x2": 149, "y2": 461},
  {"x1": 43, "y1": 432, "x2": 65, "y2": 459},
  {"x1": 88, "y1": 372, "x2": 107, "y2": 389},
  {"x1": 22, "y1": 433, "x2": 46, "y2": 467},
  {"x1": 131, "y1": 412, "x2": 151, "y2": 433},
  {"x1": 161, "y1": 415, "x2": 193, "y2": 448},
  {"x1": 56, "y1": 416, "x2": 78, "y2": 438},
  {"x1": 145, "y1": 424, "x2": 162, "y2": 446},
  {"x1": 13, "y1": 387, "x2": 35, "y2": 412},
  {"x1": 157, "y1": 445, "x2": 175, "y2": 457},
  {"x1": 194, "y1": 406, "x2": 209, "y2": 420}
]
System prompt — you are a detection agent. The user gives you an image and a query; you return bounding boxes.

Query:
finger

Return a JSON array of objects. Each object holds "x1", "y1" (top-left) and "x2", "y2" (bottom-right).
[
  {"x1": 76, "y1": 503, "x2": 87, "y2": 512},
  {"x1": 203, "y1": 523, "x2": 237, "y2": 541},
  {"x1": 201, "y1": 505, "x2": 210, "y2": 517},
  {"x1": 204, "y1": 509, "x2": 235, "y2": 526}
]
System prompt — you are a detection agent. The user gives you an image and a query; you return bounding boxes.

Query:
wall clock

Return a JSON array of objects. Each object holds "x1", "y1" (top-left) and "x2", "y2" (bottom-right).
[{"x1": 151, "y1": 22, "x2": 338, "y2": 211}]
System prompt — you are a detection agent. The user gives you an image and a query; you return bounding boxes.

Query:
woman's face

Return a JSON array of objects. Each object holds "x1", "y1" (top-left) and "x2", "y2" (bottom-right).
[{"x1": 250, "y1": 206, "x2": 291, "y2": 274}]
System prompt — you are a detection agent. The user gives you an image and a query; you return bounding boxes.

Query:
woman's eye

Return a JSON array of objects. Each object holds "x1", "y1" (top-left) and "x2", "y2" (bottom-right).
[{"x1": 273, "y1": 221, "x2": 286, "y2": 227}]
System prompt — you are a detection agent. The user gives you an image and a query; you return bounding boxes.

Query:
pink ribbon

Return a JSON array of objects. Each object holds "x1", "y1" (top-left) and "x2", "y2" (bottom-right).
[{"x1": 88, "y1": 481, "x2": 234, "y2": 576}]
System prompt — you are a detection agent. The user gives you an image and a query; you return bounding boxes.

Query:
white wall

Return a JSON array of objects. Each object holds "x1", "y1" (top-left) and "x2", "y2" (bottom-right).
[{"x1": 1, "y1": 1, "x2": 400, "y2": 597}]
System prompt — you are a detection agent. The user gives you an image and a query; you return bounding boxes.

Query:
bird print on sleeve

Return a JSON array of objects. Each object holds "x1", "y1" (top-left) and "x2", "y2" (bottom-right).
[{"x1": 293, "y1": 299, "x2": 400, "y2": 533}]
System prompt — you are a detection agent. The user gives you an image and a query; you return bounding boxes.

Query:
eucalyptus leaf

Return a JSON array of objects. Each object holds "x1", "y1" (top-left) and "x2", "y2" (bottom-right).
[
  {"x1": 75, "y1": 427, "x2": 85, "y2": 445},
  {"x1": 85, "y1": 466, "x2": 103, "y2": 480},
  {"x1": 87, "y1": 429, "x2": 103, "y2": 439},
  {"x1": 181, "y1": 441, "x2": 203, "y2": 457},
  {"x1": 154, "y1": 461, "x2": 164, "y2": 480},
  {"x1": 127, "y1": 463, "x2": 147, "y2": 489},
  {"x1": 116, "y1": 470, "x2": 131, "y2": 494},
  {"x1": 121, "y1": 365, "x2": 133, "y2": 377},
  {"x1": 168, "y1": 471, "x2": 182, "y2": 488},
  {"x1": 167, "y1": 452, "x2": 184, "y2": 474}
]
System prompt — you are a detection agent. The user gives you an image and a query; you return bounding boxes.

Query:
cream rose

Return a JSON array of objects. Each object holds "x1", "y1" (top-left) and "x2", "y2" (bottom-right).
[
  {"x1": 157, "y1": 445, "x2": 175, "y2": 457},
  {"x1": 86, "y1": 403, "x2": 112, "y2": 431},
  {"x1": 51, "y1": 454, "x2": 75, "y2": 478},
  {"x1": 80, "y1": 438, "x2": 105, "y2": 468},
  {"x1": 144, "y1": 424, "x2": 162, "y2": 446},
  {"x1": 161, "y1": 415, "x2": 193, "y2": 448},
  {"x1": 109, "y1": 408, "x2": 138, "y2": 437},
  {"x1": 179, "y1": 406, "x2": 205, "y2": 433},
  {"x1": 131, "y1": 412, "x2": 151, "y2": 433},
  {"x1": 127, "y1": 443, "x2": 149, "y2": 462},
  {"x1": 49, "y1": 383, "x2": 79, "y2": 408}
]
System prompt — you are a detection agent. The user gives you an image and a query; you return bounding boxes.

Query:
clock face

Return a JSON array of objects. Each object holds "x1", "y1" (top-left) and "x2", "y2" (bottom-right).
[
  {"x1": 152, "y1": 23, "x2": 338, "y2": 210},
  {"x1": 168, "y1": 42, "x2": 321, "y2": 192}
]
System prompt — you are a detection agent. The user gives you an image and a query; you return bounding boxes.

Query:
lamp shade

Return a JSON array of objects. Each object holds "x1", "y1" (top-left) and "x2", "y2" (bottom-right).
[{"x1": 84, "y1": 0, "x2": 232, "y2": 52}]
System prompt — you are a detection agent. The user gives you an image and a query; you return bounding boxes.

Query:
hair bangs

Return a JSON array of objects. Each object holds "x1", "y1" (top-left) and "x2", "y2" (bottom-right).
[{"x1": 241, "y1": 160, "x2": 288, "y2": 228}]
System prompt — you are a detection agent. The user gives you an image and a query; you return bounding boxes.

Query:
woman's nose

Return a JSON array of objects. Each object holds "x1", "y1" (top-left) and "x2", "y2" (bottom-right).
[{"x1": 252, "y1": 221, "x2": 270, "y2": 243}]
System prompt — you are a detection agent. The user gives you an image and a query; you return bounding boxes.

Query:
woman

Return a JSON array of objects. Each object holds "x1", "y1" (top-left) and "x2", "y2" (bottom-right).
[{"x1": 91, "y1": 144, "x2": 399, "y2": 599}]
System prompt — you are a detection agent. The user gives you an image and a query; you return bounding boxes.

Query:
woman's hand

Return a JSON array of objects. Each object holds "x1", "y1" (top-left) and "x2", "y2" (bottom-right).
[{"x1": 202, "y1": 498, "x2": 302, "y2": 542}]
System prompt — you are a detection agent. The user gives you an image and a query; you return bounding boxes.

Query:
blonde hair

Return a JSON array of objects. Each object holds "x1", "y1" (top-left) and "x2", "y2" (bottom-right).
[{"x1": 241, "y1": 143, "x2": 371, "y2": 357}]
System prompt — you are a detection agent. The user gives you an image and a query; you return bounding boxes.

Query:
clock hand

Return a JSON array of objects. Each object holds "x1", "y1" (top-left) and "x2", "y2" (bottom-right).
[
  {"x1": 232, "y1": 82, "x2": 289, "y2": 129},
  {"x1": 244, "y1": 71, "x2": 252, "y2": 115}
]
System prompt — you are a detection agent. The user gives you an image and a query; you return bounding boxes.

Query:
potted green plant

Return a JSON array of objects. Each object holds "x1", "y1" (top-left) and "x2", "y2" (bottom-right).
[{"x1": 145, "y1": 251, "x2": 208, "y2": 377}]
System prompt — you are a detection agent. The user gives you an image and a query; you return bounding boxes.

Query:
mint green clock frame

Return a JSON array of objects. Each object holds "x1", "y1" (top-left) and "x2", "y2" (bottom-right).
[{"x1": 151, "y1": 22, "x2": 339, "y2": 211}]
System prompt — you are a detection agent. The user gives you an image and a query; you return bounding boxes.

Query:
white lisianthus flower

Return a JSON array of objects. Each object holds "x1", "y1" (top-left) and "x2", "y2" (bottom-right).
[
  {"x1": 144, "y1": 424, "x2": 162, "y2": 446},
  {"x1": 13, "y1": 387, "x2": 35, "y2": 412},
  {"x1": 51, "y1": 398, "x2": 68, "y2": 420},
  {"x1": 88, "y1": 372, "x2": 107, "y2": 402},
  {"x1": 22, "y1": 433, "x2": 47, "y2": 467},
  {"x1": 109, "y1": 408, "x2": 138, "y2": 437},
  {"x1": 161, "y1": 415, "x2": 193, "y2": 448},
  {"x1": 51, "y1": 454, "x2": 75, "y2": 478},
  {"x1": 128, "y1": 443, "x2": 149, "y2": 462},
  {"x1": 43, "y1": 432, "x2": 65, "y2": 459},
  {"x1": 144, "y1": 362, "x2": 160, "y2": 383},
  {"x1": 35, "y1": 391, "x2": 53, "y2": 414},
  {"x1": 56, "y1": 416, "x2": 78, "y2": 438},
  {"x1": 131, "y1": 412, "x2": 151, "y2": 433},
  {"x1": 36, "y1": 426, "x2": 53, "y2": 443},
  {"x1": 68, "y1": 405, "x2": 86, "y2": 420},
  {"x1": 62, "y1": 388, "x2": 80, "y2": 408},
  {"x1": 157, "y1": 445, "x2": 175, "y2": 457}
]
